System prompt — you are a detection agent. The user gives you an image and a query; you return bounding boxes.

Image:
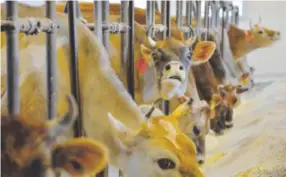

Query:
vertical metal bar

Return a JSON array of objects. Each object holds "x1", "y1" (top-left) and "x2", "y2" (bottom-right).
[
  {"x1": 64, "y1": 1, "x2": 81, "y2": 18},
  {"x1": 160, "y1": 1, "x2": 167, "y2": 39},
  {"x1": 234, "y1": 6, "x2": 239, "y2": 25},
  {"x1": 146, "y1": 1, "x2": 152, "y2": 35},
  {"x1": 127, "y1": 0, "x2": 135, "y2": 98},
  {"x1": 93, "y1": 1, "x2": 102, "y2": 41},
  {"x1": 166, "y1": 0, "x2": 171, "y2": 37},
  {"x1": 6, "y1": 1, "x2": 19, "y2": 116},
  {"x1": 195, "y1": 1, "x2": 202, "y2": 41},
  {"x1": 186, "y1": 1, "x2": 193, "y2": 39},
  {"x1": 203, "y1": 1, "x2": 210, "y2": 40},
  {"x1": 67, "y1": 1, "x2": 82, "y2": 137},
  {"x1": 162, "y1": 0, "x2": 171, "y2": 115},
  {"x1": 121, "y1": 1, "x2": 128, "y2": 76},
  {"x1": 176, "y1": 0, "x2": 183, "y2": 28},
  {"x1": 102, "y1": 1, "x2": 110, "y2": 50},
  {"x1": 46, "y1": 1, "x2": 57, "y2": 120},
  {"x1": 151, "y1": 1, "x2": 155, "y2": 25}
]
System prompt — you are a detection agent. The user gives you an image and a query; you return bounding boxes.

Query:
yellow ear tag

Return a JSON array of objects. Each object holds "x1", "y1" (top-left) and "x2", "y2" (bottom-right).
[
  {"x1": 192, "y1": 41, "x2": 216, "y2": 63},
  {"x1": 209, "y1": 101, "x2": 216, "y2": 120},
  {"x1": 240, "y1": 73, "x2": 250, "y2": 85}
]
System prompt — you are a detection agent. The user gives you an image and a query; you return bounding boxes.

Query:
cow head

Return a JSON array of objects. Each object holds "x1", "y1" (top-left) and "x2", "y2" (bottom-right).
[
  {"x1": 139, "y1": 98, "x2": 211, "y2": 165},
  {"x1": 209, "y1": 94, "x2": 229, "y2": 135},
  {"x1": 217, "y1": 84, "x2": 248, "y2": 108},
  {"x1": 247, "y1": 17, "x2": 281, "y2": 48},
  {"x1": 180, "y1": 99, "x2": 211, "y2": 165},
  {"x1": 107, "y1": 100, "x2": 205, "y2": 177},
  {"x1": 1, "y1": 95, "x2": 108, "y2": 177},
  {"x1": 136, "y1": 23, "x2": 216, "y2": 103}
]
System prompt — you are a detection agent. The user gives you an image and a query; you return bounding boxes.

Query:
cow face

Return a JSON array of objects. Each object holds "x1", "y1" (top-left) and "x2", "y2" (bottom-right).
[
  {"x1": 139, "y1": 36, "x2": 196, "y2": 102},
  {"x1": 107, "y1": 100, "x2": 205, "y2": 177},
  {"x1": 209, "y1": 94, "x2": 229, "y2": 135},
  {"x1": 182, "y1": 100, "x2": 211, "y2": 165},
  {"x1": 247, "y1": 20, "x2": 280, "y2": 48},
  {"x1": 1, "y1": 95, "x2": 108, "y2": 177}
]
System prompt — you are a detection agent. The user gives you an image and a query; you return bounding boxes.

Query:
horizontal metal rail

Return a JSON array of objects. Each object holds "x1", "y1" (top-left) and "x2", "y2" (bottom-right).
[
  {"x1": 85, "y1": 22, "x2": 130, "y2": 33},
  {"x1": 1, "y1": 18, "x2": 59, "y2": 34}
]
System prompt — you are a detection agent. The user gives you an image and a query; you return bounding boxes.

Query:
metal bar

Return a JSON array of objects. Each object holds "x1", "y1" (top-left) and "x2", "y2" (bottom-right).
[
  {"x1": 64, "y1": 1, "x2": 81, "y2": 18},
  {"x1": 93, "y1": 1, "x2": 102, "y2": 41},
  {"x1": 6, "y1": 1, "x2": 19, "y2": 116},
  {"x1": 120, "y1": 1, "x2": 128, "y2": 77},
  {"x1": 203, "y1": 1, "x2": 210, "y2": 40},
  {"x1": 162, "y1": 0, "x2": 171, "y2": 115},
  {"x1": 102, "y1": 1, "x2": 110, "y2": 50},
  {"x1": 84, "y1": 22, "x2": 129, "y2": 33},
  {"x1": 67, "y1": 1, "x2": 83, "y2": 137},
  {"x1": 46, "y1": 1, "x2": 57, "y2": 120},
  {"x1": 160, "y1": 1, "x2": 167, "y2": 39},
  {"x1": 185, "y1": 1, "x2": 193, "y2": 39},
  {"x1": 176, "y1": 0, "x2": 183, "y2": 28},
  {"x1": 146, "y1": 1, "x2": 152, "y2": 35},
  {"x1": 127, "y1": 0, "x2": 135, "y2": 99},
  {"x1": 151, "y1": 1, "x2": 156, "y2": 25},
  {"x1": 195, "y1": 1, "x2": 202, "y2": 40},
  {"x1": 234, "y1": 6, "x2": 239, "y2": 25}
]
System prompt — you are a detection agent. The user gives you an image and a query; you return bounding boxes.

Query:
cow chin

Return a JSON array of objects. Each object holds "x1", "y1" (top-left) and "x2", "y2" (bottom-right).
[{"x1": 160, "y1": 79, "x2": 183, "y2": 100}]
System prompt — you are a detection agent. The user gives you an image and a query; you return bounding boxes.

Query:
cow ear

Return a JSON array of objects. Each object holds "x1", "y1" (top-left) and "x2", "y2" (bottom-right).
[
  {"x1": 191, "y1": 41, "x2": 216, "y2": 65},
  {"x1": 51, "y1": 138, "x2": 108, "y2": 177}
]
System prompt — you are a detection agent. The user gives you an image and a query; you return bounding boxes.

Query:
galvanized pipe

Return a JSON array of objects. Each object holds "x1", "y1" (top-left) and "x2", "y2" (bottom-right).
[
  {"x1": 67, "y1": 1, "x2": 83, "y2": 137},
  {"x1": 234, "y1": 6, "x2": 239, "y2": 25},
  {"x1": 176, "y1": 0, "x2": 183, "y2": 28},
  {"x1": 203, "y1": 1, "x2": 210, "y2": 40},
  {"x1": 46, "y1": 1, "x2": 57, "y2": 120},
  {"x1": 160, "y1": 1, "x2": 167, "y2": 39},
  {"x1": 64, "y1": 1, "x2": 81, "y2": 18},
  {"x1": 120, "y1": 1, "x2": 128, "y2": 75},
  {"x1": 127, "y1": 0, "x2": 135, "y2": 99},
  {"x1": 102, "y1": 1, "x2": 110, "y2": 50},
  {"x1": 146, "y1": 1, "x2": 153, "y2": 35},
  {"x1": 93, "y1": 1, "x2": 102, "y2": 41},
  {"x1": 162, "y1": 0, "x2": 171, "y2": 115},
  {"x1": 185, "y1": 1, "x2": 193, "y2": 39},
  {"x1": 5, "y1": 1, "x2": 19, "y2": 116},
  {"x1": 195, "y1": 1, "x2": 202, "y2": 40}
]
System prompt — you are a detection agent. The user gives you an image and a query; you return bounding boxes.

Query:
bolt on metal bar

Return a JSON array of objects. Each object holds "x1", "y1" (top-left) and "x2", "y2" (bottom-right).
[
  {"x1": 185, "y1": 1, "x2": 193, "y2": 39},
  {"x1": 5, "y1": 1, "x2": 20, "y2": 116},
  {"x1": 46, "y1": 1, "x2": 57, "y2": 120},
  {"x1": 195, "y1": 1, "x2": 202, "y2": 41},
  {"x1": 93, "y1": 1, "x2": 102, "y2": 41},
  {"x1": 176, "y1": 0, "x2": 183, "y2": 28},
  {"x1": 162, "y1": 0, "x2": 171, "y2": 115},
  {"x1": 120, "y1": 1, "x2": 128, "y2": 79},
  {"x1": 67, "y1": 1, "x2": 83, "y2": 138},
  {"x1": 102, "y1": 1, "x2": 110, "y2": 50},
  {"x1": 127, "y1": 0, "x2": 135, "y2": 99}
]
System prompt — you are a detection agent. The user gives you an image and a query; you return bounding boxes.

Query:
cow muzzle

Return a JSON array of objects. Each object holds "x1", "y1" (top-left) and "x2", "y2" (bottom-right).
[{"x1": 161, "y1": 61, "x2": 186, "y2": 84}]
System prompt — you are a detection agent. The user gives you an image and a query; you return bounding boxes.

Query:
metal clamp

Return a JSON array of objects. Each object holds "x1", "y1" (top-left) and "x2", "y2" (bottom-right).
[
  {"x1": 146, "y1": 24, "x2": 167, "y2": 37},
  {"x1": 85, "y1": 22, "x2": 130, "y2": 33},
  {"x1": 1, "y1": 17, "x2": 59, "y2": 34}
]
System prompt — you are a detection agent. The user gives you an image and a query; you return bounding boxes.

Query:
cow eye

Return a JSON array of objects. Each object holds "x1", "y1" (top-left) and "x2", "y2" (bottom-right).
[
  {"x1": 258, "y1": 30, "x2": 264, "y2": 34},
  {"x1": 157, "y1": 158, "x2": 176, "y2": 170}
]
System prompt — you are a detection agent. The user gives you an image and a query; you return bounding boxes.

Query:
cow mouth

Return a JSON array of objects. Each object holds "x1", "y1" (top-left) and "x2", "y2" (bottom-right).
[{"x1": 168, "y1": 75, "x2": 182, "y2": 82}]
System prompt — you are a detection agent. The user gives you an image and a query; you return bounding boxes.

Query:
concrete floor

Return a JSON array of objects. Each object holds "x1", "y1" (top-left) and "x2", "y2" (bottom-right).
[{"x1": 202, "y1": 78, "x2": 286, "y2": 177}]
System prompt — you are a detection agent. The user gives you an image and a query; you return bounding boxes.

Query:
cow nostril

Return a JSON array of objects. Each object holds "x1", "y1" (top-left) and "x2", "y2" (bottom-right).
[
  {"x1": 165, "y1": 64, "x2": 171, "y2": 71},
  {"x1": 179, "y1": 65, "x2": 184, "y2": 70},
  {"x1": 198, "y1": 160, "x2": 204, "y2": 164},
  {"x1": 277, "y1": 32, "x2": 280, "y2": 36}
]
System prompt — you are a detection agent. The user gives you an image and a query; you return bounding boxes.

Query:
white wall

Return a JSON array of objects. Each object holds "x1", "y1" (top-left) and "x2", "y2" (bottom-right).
[{"x1": 239, "y1": 1, "x2": 286, "y2": 79}]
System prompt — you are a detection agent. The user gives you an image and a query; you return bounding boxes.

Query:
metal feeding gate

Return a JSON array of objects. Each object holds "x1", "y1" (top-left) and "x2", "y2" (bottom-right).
[{"x1": 1, "y1": 0, "x2": 240, "y2": 177}]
